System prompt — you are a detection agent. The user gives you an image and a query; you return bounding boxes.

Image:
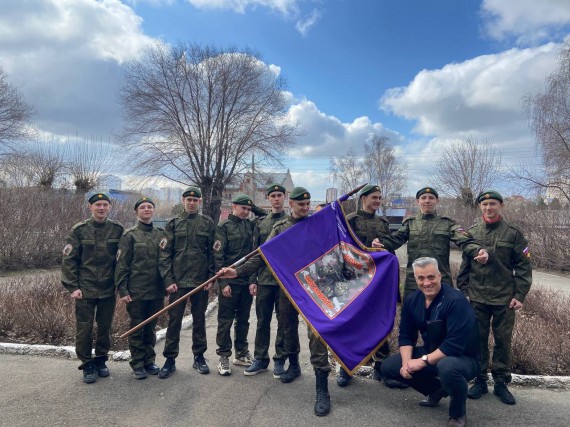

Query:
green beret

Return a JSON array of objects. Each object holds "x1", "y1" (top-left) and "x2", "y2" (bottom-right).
[
  {"x1": 477, "y1": 190, "x2": 503, "y2": 203},
  {"x1": 232, "y1": 193, "x2": 253, "y2": 206},
  {"x1": 182, "y1": 186, "x2": 201, "y2": 198},
  {"x1": 267, "y1": 183, "x2": 286, "y2": 196},
  {"x1": 359, "y1": 184, "x2": 381, "y2": 198},
  {"x1": 88, "y1": 192, "x2": 111, "y2": 204},
  {"x1": 134, "y1": 197, "x2": 155, "y2": 211},
  {"x1": 290, "y1": 187, "x2": 311, "y2": 201},
  {"x1": 416, "y1": 187, "x2": 439, "y2": 199}
]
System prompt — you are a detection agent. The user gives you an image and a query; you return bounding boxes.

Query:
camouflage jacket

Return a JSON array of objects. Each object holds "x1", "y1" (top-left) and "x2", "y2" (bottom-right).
[
  {"x1": 457, "y1": 218, "x2": 532, "y2": 305},
  {"x1": 255, "y1": 211, "x2": 287, "y2": 286},
  {"x1": 159, "y1": 211, "x2": 215, "y2": 288},
  {"x1": 214, "y1": 214, "x2": 259, "y2": 287},
  {"x1": 380, "y1": 212, "x2": 483, "y2": 288},
  {"x1": 347, "y1": 209, "x2": 394, "y2": 254},
  {"x1": 61, "y1": 217, "x2": 124, "y2": 299},
  {"x1": 115, "y1": 221, "x2": 164, "y2": 300}
]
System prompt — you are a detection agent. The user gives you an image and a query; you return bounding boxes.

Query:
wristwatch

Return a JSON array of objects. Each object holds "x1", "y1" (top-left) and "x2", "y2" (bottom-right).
[{"x1": 421, "y1": 355, "x2": 430, "y2": 366}]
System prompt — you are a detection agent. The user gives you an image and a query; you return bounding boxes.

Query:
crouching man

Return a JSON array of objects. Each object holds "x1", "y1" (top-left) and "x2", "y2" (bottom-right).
[{"x1": 381, "y1": 257, "x2": 479, "y2": 427}]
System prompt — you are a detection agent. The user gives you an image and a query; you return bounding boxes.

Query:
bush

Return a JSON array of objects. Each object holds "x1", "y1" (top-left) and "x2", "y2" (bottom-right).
[{"x1": 0, "y1": 188, "x2": 140, "y2": 272}]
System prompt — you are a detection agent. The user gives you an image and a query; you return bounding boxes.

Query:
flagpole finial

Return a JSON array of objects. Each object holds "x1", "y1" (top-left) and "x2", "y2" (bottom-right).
[{"x1": 346, "y1": 183, "x2": 367, "y2": 198}]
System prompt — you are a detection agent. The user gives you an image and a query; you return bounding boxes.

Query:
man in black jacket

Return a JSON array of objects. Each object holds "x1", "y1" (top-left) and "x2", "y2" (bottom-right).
[{"x1": 381, "y1": 257, "x2": 480, "y2": 427}]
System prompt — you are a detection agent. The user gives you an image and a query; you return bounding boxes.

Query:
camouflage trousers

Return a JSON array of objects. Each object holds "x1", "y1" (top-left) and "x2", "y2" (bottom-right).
[
  {"x1": 471, "y1": 301, "x2": 515, "y2": 384},
  {"x1": 253, "y1": 284, "x2": 285, "y2": 361},
  {"x1": 163, "y1": 287, "x2": 209, "y2": 358},
  {"x1": 75, "y1": 295, "x2": 116, "y2": 368},
  {"x1": 216, "y1": 284, "x2": 253, "y2": 358},
  {"x1": 126, "y1": 298, "x2": 163, "y2": 369}
]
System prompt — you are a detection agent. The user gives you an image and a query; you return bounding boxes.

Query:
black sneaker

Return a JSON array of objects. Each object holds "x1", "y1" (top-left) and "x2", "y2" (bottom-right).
[
  {"x1": 494, "y1": 383, "x2": 516, "y2": 405},
  {"x1": 144, "y1": 363, "x2": 160, "y2": 375},
  {"x1": 82, "y1": 362, "x2": 97, "y2": 384},
  {"x1": 468, "y1": 379, "x2": 489, "y2": 399},
  {"x1": 133, "y1": 367, "x2": 147, "y2": 380},
  {"x1": 158, "y1": 357, "x2": 176, "y2": 379},
  {"x1": 193, "y1": 355, "x2": 210, "y2": 374},
  {"x1": 244, "y1": 359, "x2": 269, "y2": 376},
  {"x1": 95, "y1": 360, "x2": 110, "y2": 377},
  {"x1": 273, "y1": 359, "x2": 285, "y2": 379}
]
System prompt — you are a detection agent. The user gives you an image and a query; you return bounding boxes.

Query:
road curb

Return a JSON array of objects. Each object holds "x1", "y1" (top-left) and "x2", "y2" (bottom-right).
[{"x1": 0, "y1": 300, "x2": 218, "y2": 362}]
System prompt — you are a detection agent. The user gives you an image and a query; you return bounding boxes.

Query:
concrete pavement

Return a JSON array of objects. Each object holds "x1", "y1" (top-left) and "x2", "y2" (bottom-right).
[{"x1": 1, "y1": 302, "x2": 569, "y2": 427}]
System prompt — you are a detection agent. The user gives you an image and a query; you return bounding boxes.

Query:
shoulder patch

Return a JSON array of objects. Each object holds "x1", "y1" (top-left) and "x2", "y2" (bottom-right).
[
  {"x1": 213, "y1": 240, "x2": 222, "y2": 252},
  {"x1": 159, "y1": 237, "x2": 168, "y2": 249},
  {"x1": 62, "y1": 244, "x2": 73, "y2": 256},
  {"x1": 522, "y1": 246, "x2": 531, "y2": 259}
]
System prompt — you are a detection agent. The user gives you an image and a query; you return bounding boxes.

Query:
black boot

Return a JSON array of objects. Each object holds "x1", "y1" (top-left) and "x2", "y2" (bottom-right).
[
  {"x1": 494, "y1": 382, "x2": 516, "y2": 405},
  {"x1": 281, "y1": 354, "x2": 301, "y2": 383},
  {"x1": 314, "y1": 371, "x2": 331, "y2": 416},
  {"x1": 468, "y1": 378, "x2": 489, "y2": 399},
  {"x1": 158, "y1": 357, "x2": 176, "y2": 379},
  {"x1": 336, "y1": 368, "x2": 352, "y2": 387}
]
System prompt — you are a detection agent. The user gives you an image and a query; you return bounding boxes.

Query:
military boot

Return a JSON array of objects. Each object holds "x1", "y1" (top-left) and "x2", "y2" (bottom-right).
[
  {"x1": 494, "y1": 382, "x2": 516, "y2": 405},
  {"x1": 280, "y1": 354, "x2": 301, "y2": 383},
  {"x1": 336, "y1": 368, "x2": 352, "y2": 387},
  {"x1": 314, "y1": 370, "x2": 331, "y2": 416},
  {"x1": 468, "y1": 378, "x2": 489, "y2": 399},
  {"x1": 158, "y1": 357, "x2": 176, "y2": 379},
  {"x1": 95, "y1": 359, "x2": 110, "y2": 377}
]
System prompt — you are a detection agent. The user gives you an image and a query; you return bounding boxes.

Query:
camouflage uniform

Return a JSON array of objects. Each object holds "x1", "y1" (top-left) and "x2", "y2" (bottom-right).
[
  {"x1": 115, "y1": 221, "x2": 164, "y2": 370},
  {"x1": 458, "y1": 218, "x2": 532, "y2": 384},
  {"x1": 159, "y1": 211, "x2": 215, "y2": 359},
  {"x1": 61, "y1": 217, "x2": 124, "y2": 368},
  {"x1": 238, "y1": 215, "x2": 330, "y2": 372},
  {"x1": 252, "y1": 211, "x2": 287, "y2": 363},
  {"x1": 214, "y1": 214, "x2": 259, "y2": 358},
  {"x1": 381, "y1": 212, "x2": 483, "y2": 298}
]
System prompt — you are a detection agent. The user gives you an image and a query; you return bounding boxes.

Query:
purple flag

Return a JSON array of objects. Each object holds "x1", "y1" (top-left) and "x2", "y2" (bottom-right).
[{"x1": 259, "y1": 195, "x2": 400, "y2": 373}]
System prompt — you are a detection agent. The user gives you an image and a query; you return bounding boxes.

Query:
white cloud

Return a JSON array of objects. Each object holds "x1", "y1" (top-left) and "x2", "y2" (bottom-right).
[
  {"x1": 0, "y1": 0, "x2": 153, "y2": 137},
  {"x1": 380, "y1": 43, "x2": 559, "y2": 144},
  {"x1": 481, "y1": 0, "x2": 570, "y2": 44},
  {"x1": 186, "y1": 0, "x2": 300, "y2": 15},
  {"x1": 295, "y1": 8, "x2": 321, "y2": 36}
]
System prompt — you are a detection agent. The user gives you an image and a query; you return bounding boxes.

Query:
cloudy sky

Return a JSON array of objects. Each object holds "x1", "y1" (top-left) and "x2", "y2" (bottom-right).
[{"x1": 2, "y1": 0, "x2": 570, "y2": 199}]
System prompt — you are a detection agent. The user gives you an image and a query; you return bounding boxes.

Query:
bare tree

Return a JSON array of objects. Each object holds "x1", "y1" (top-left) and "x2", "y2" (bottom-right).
[
  {"x1": 430, "y1": 136, "x2": 502, "y2": 206},
  {"x1": 520, "y1": 42, "x2": 570, "y2": 203},
  {"x1": 363, "y1": 135, "x2": 406, "y2": 202},
  {"x1": 330, "y1": 148, "x2": 365, "y2": 194},
  {"x1": 0, "y1": 66, "x2": 34, "y2": 148},
  {"x1": 66, "y1": 136, "x2": 114, "y2": 193},
  {"x1": 119, "y1": 42, "x2": 296, "y2": 222}
]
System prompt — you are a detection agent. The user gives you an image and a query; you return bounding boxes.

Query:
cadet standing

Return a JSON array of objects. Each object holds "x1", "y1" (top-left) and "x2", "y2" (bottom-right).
[
  {"x1": 214, "y1": 194, "x2": 259, "y2": 376},
  {"x1": 244, "y1": 184, "x2": 287, "y2": 377},
  {"x1": 115, "y1": 197, "x2": 164, "y2": 379},
  {"x1": 378, "y1": 187, "x2": 489, "y2": 298},
  {"x1": 61, "y1": 192, "x2": 124, "y2": 384},
  {"x1": 459, "y1": 191, "x2": 532, "y2": 405},
  {"x1": 343, "y1": 184, "x2": 407, "y2": 389},
  {"x1": 218, "y1": 187, "x2": 333, "y2": 417},
  {"x1": 158, "y1": 186, "x2": 215, "y2": 379}
]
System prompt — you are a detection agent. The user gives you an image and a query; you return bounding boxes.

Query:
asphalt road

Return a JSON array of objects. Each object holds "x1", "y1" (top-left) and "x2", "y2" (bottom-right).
[{"x1": 1, "y1": 305, "x2": 569, "y2": 427}]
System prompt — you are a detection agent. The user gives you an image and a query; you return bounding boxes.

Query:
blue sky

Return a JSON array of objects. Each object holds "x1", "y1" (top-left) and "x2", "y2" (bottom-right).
[{"x1": 2, "y1": 0, "x2": 570, "y2": 199}]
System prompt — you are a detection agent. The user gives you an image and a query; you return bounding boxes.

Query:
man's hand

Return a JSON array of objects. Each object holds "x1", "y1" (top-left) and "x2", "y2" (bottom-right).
[
  {"x1": 120, "y1": 295, "x2": 132, "y2": 303},
  {"x1": 474, "y1": 249, "x2": 489, "y2": 264},
  {"x1": 222, "y1": 286, "x2": 232, "y2": 297},
  {"x1": 249, "y1": 284, "x2": 257, "y2": 296},
  {"x1": 71, "y1": 289, "x2": 83, "y2": 300},
  {"x1": 204, "y1": 282, "x2": 213, "y2": 291},
  {"x1": 166, "y1": 284, "x2": 178, "y2": 294},
  {"x1": 371, "y1": 238, "x2": 385, "y2": 249},
  {"x1": 399, "y1": 365, "x2": 413, "y2": 379},
  {"x1": 404, "y1": 358, "x2": 427, "y2": 374},
  {"x1": 218, "y1": 267, "x2": 238, "y2": 279},
  {"x1": 509, "y1": 298, "x2": 523, "y2": 310}
]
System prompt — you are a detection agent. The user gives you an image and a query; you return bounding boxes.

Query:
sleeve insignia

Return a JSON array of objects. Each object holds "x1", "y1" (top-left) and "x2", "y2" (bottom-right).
[
  {"x1": 213, "y1": 240, "x2": 222, "y2": 252},
  {"x1": 62, "y1": 244, "x2": 73, "y2": 256},
  {"x1": 522, "y1": 246, "x2": 531, "y2": 258},
  {"x1": 159, "y1": 237, "x2": 168, "y2": 249}
]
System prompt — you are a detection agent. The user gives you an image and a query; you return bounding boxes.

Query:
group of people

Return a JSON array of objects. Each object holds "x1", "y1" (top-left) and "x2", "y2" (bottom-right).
[{"x1": 61, "y1": 182, "x2": 532, "y2": 426}]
